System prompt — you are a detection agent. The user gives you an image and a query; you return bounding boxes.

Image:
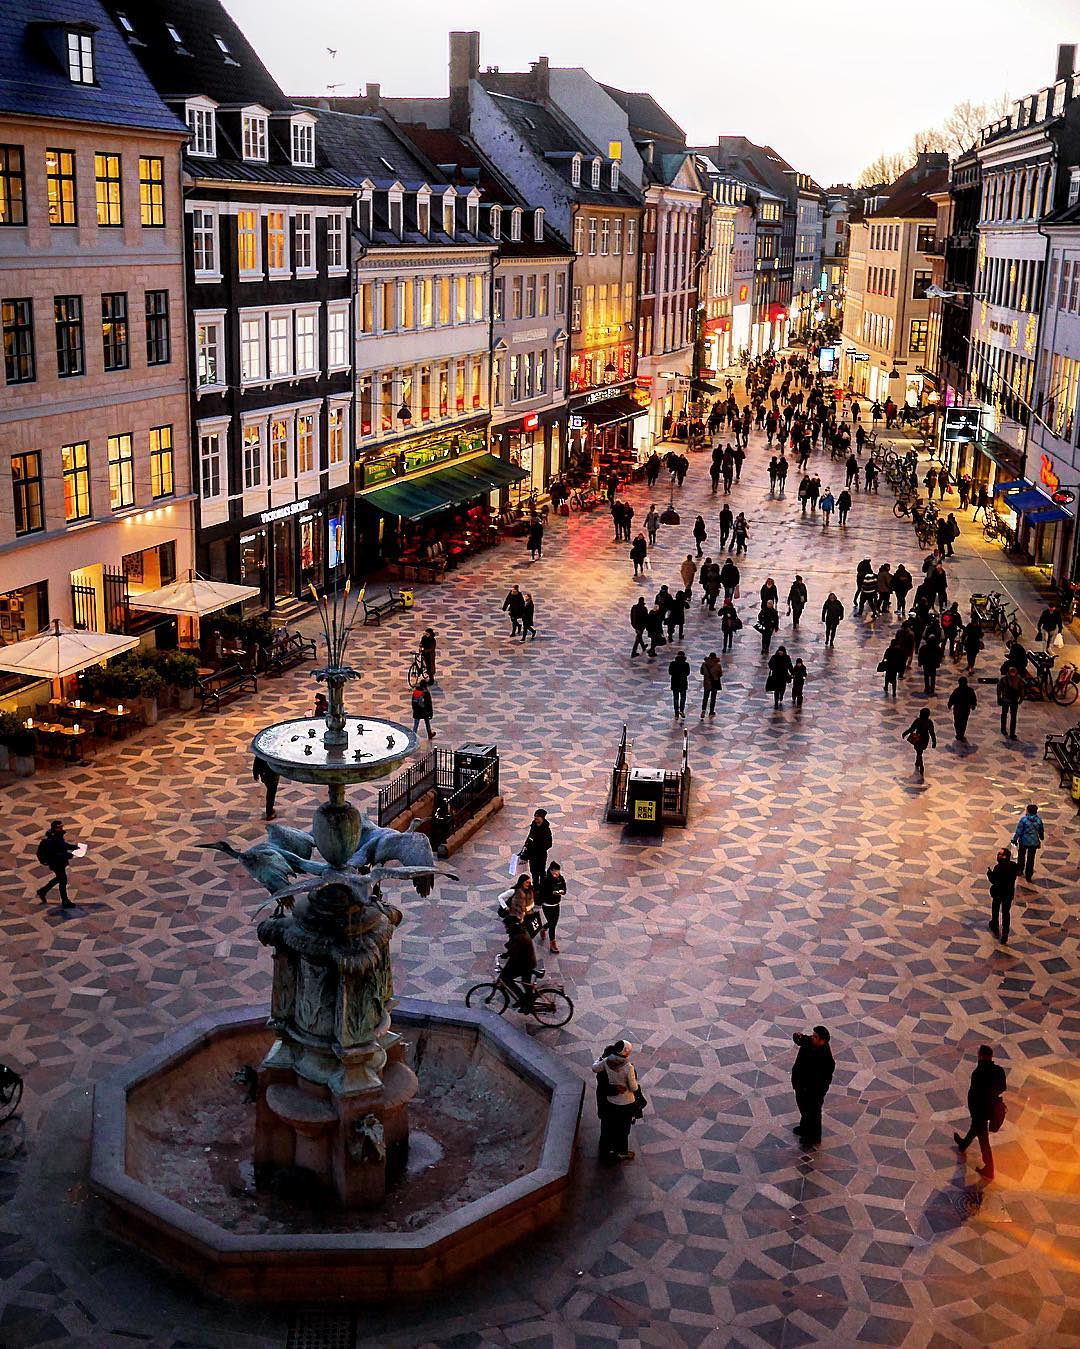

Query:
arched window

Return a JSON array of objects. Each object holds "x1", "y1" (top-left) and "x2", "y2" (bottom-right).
[{"x1": 570, "y1": 154, "x2": 582, "y2": 187}]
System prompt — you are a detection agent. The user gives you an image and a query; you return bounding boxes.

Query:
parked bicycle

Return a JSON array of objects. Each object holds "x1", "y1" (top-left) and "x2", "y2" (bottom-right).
[
  {"x1": 465, "y1": 962, "x2": 574, "y2": 1027},
  {"x1": 569, "y1": 487, "x2": 601, "y2": 512},
  {"x1": 970, "y1": 591, "x2": 1023, "y2": 643},
  {"x1": 1026, "y1": 650, "x2": 1080, "y2": 705}
]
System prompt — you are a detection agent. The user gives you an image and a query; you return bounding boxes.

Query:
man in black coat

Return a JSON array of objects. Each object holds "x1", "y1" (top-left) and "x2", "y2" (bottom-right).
[
  {"x1": 522, "y1": 809, "x2": 552, "y2": 889},
  {"x1": 252, "y1": 754, "x2": 280, "y2": 820},
  {"x1": 630, "y1": 597, "x2": 650, "y2": 657},
  {"x1": 720, "y1": 556, "x2": 740, "y2": 603},
  {"x1": 987, "y1": 847, "x2": 1019, "y2": 943},
  {"x1": 954, "y1": 1045, "x2": 1007, "y2": 1179},
  {"x1": 791, "y1": 1025, "x2": 834, "y2": 1145},
  {"x1": 668, "y1": 650, "x2": 690, "y2": 719},
  {"x1": 947, "y1": 676, "x2": 978, "y2": 741},
  {"x1": 36, "y1": 819, "x2": 78, "y2": 909},
  {"x1": 821, "y1": 594, "x2": 844, "y2": 647},
  {"x1": 502, "y1": 584, "x2": 525, "y2": 637}
]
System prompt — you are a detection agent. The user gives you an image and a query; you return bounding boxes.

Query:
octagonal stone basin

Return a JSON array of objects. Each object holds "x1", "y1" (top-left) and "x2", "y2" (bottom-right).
[{"x1": 90, "y1": 999, "x2": 583, "y2": 1302}]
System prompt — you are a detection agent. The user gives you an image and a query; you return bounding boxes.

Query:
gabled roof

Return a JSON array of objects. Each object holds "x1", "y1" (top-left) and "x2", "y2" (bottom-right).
[
  {"x1": 868, "y1": 157, "x2": 949, "y2": 219},
  {"x1": 599, "y1": 85, "x2": 685, "y2": 148},
  {"x1": 0, "y1": 0, "x2": 184, "y2": 133}
]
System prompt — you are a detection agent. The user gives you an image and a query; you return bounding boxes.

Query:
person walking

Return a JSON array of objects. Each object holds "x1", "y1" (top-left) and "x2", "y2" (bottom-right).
[
  {"x1": 680, "y1": 554, "x2": 697, "y2": 599},
  {"x1": 669, "y1": 649, "x2": 690, "y2": 719},
  {"x1": 997, "y1": 664, "x2": 1024, "y2": 739},
  {"x1": 787, "y1": 575, "x2": 808, "y2": 629},
  {"x1": 502, "y1": 584, "x2": 525, "y2": 637},
  {"x1": 798, "y1": 474, "x2": 813, "y2": 515},
  {"x1": 987, "y1": 847, "x2": 1019, "y2": 943},
  {"x1": 719, "y1": 600, "x2": 742, "y2": 652},
  {"x1": 918, "y1": 632, "x2": 944, "y2": 695},
  {"x1": 521, "y1": 808, "x2": 553, "y2": 890},
  {"x1": 836, "y1": 488, "x2": 852, "y2": 527},
  {"x1": 767, "y1": 645, "x2": 795, "y2": 708},
  {"x1": 881, "y1": 638, "x2": 905, "y2": 696},
  {"x1": 592, "y1": 1040, "x2": 642, "y2": 1164},
  {"x1": 527, "y1": 516, "x2": 544, "y2": 560},
  {"x1": 1036, "y1": 601, "x2": 1065, "y2": 653},
  {"x1": 732, "y1": 513, "x2": 750, "y2": 555},
  {"x1": 665, "y1": 589, "x2": 687, "y2": 643},
  {"x1": 520, "y1": 593, "x2": 537, "y2": 642},
  {"x1": 961, "y1": 616, "x2": 983, "y2": 674},
  {"x1": 252, "y1": 754, "x2": 281, "y2": 820},
  {"x1": 758, "y1": 599, "x2": 780, "y2": 656},
  {"x1": 645, "y1": 504, "x2": 660, "y2": 547},
  {"x1": 36, "y1": 819, "x2": 78, "y2": 910},
  {"x1": 791, "y1": 658, "x2": 807, "y2": 708},
  {"x1": 777, "y1": 454, "x2": 789, "y2": 495},
  {"x1": 630, "y1": 533, "x2": 648, "y2": 578},
  {"x1": 940, "y1": 602, "x2": 963, "y2": 660},
  {"x1": 807, "y1": 475, "x2": 821, "y2": 514},
  {"x1": 821, "y1": 593, "x2": 844, "y2": 647},
  {"x1": 947, "y1": 675, "x2": 978, "y2": 741},
  {"x1": 630, "y1": 596, "x2": 650, "y2": 657},
  {"x1": 410, "y1": 679, "x2": 437, "y2": 740},
  {"x1": 845, "y1": 452, "x2": 859, "y2": 487},
  {"x1": 710, "y1": 457, "x2": 722, "y2": 494},
  {"x1": 693, "y1": 514, "x2": 708, "y2": 558},
  {"x1": 953, "y1": 1045, "x2": 1007, "y2": 1180},
  {"x1": 1011, "y1": 803, "x2": 1045, "y2": 880},
  {"x1": 699, "y1": 652, "x2": 724, "y2": 718},
  {"x1": 759, "y1": 577, "x2": 779, "y2": 610},
  {"x1": 790, "y1": 1025, "x2": 834, "y2": 1146},
  {"x1": 645, "y1": 603, "x2": 665, "y2": 659},
  {"x1": 903, "y1": 708, "x2": 937, "y2": 777},
  {"x1": 819, "y1": 487, "x2": 835, "y2": 528},
  {"x1": 718, "y1": 504, "x2": 734, "y2": 551},
  {"x1": 537, "y1": 860, "x2": 566, "y2": 953},
  {"x1": 720, "y1": 556, "x2": 740, "y2": 604}
]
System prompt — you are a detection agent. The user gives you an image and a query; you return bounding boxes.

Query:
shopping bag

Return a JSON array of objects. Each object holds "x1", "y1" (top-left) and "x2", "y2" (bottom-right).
[
  {"x1": 507, "y1": 852, "x2": 519, "y2": 878},
  {"x1": 643, "y1": 556, "x2": 652, "y2": 571},
  {"x1": 1052, "y1": 631, "x2": 1065, "y2": 651}
]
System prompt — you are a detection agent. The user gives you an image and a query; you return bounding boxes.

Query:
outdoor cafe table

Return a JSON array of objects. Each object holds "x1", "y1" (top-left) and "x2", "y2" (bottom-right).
[{"x1": 28, "y1": 720, "x2": 91, "y2": 762}]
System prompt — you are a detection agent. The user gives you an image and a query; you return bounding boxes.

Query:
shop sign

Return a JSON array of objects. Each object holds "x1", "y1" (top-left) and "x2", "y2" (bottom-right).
[
  {"x1": 261, "y1": 498, "x2": 310, "y2": 525},
  {"x1": 569, "y1": 415, "x2": 585, "y2": 430},
  {"x1": 582, "y1": 386, "x2": 626, "y2": 406},
  {"x1": 521, "y1": 412, "x2": 539, "y2": 431},
  {"x1": 633, "y1": 798, "x2": 657, "y2": 822},
  {"x1": 944, "y1": 407, "x2": 982, "y2": 443},
  {"x1": 850, "y1": 352, "x2": 869, "y2": 363},
  {"x1": 1040, "y1": 453, "x2": 1061, "y2": 495},
  {"x1": 738, "y1": 284, "x2": 749, "y2": 302},
  {"x1": 636, "y1": 376, "x2": 653, "y2": 389},
  {"x1": 1052, "y1": 489, "x2": 1075, "y2": 505}
]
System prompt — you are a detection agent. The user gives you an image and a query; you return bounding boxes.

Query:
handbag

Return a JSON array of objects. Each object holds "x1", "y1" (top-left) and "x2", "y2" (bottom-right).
[
  {"x1": 877, "y1": 660, "x2": 888, "y2": 672},
  {"x1": 988, "y1": 1096, "x2": 1006, "y2": 1133},
  {"x1": 1052, "y1": 631, "x2": 1065, "y2": 651},
  {"x1": 765, "y1": 674, "x2": 777, "y2": 692},
  {"x1": 631, "y1": 1086, "x2": 648, "y2": 1120}
]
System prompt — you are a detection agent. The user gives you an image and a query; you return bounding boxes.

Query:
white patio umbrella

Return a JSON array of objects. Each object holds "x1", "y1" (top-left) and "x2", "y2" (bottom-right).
[
  {"x1": 0, "y1": 621, "x2": 138, "y2": 682},
  {"x1": 127, "y1": 570, "x2": 260, "y2": 618}
]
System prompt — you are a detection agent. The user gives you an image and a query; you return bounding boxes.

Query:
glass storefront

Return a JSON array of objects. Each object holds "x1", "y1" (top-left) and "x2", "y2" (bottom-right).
[
  {"x1": 240, "y1": 529, "x2": 268, "y2": 613},
  {"x1": 359, "y1": 426, "x2": 487, "y2": 491},
  {"x1": 299, "y1": 511, "x2": 324, "y2": 593},
  {"x1": 273, "y1": 519, "x2": 294, "y2": 601},
  {"x1": 328, "y1": 510, "x2": 346, "y2": 577}
]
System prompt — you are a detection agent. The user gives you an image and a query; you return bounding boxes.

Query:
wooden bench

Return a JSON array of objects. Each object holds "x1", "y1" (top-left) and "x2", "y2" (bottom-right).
[
  {"x1": 362, "y1": 588, "x2": 407, "y2": 626},
  {"x1": 263, "y1": 631, "x2": 318, "y2": 676},
  {"x1": 1044, "y1": 725, "x2": 1080, "y2": 786},
  {"x1": 197, "y1": 664, "x2": 258, "y2": 712}
]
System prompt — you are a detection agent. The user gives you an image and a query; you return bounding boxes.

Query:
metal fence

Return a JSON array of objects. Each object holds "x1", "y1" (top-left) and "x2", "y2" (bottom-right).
[
  {"x1": 377, "y1": 746, "x2": 499, "y2": 848},
  {"x1": 429, "y1": 755, "x2": 500, "y2": 850},
  {"x1": 606, "y1": 724, "x2": 690, "y2": 826},
  {"x1": 377, "y1": 749, "x2": 455, "y2": 825}
]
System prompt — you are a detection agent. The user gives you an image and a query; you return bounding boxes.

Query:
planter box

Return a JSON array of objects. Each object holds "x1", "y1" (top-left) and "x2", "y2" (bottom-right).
[
  {"x1": 175, "y1": 686, "x2": 196, "y2": 712},
  {"x1": 135, "y1": 695, "x2": 159, "y2": 726}
]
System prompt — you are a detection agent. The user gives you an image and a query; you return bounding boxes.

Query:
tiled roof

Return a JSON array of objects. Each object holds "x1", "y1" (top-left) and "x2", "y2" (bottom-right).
[
  {"x1": 600, "y1": 85, "x2": 685, "y2": 147},
  {"x1": 868, "y1": 161, "x2": 949, "y2": 218},
  {"x1": 184, "y1": 157, "x2": 352, "y2": 189},
  {"x1": 0, "y1": 0, "x2": 184, "y2": 133},
  {"x1": 98, "y1": 0, "x2": 289, "y2": 110}
]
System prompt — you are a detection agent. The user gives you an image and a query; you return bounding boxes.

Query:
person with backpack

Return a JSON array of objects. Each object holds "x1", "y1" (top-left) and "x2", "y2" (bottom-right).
[
  {"x1": 36, "y1": 819, "x2": 78, "y2": 910},
  {"x1": 410, "y1": 679, "x2": 436, "y2": 740},
  {"x1": 1011, "y1": 803, "x2": 1045, "y2": 880},
  {"x1": 953, "y1": 1045, "x2": 1007, "y2": 1180}
]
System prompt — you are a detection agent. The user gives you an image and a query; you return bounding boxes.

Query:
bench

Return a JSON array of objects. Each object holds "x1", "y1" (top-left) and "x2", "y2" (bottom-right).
[
  {"x1": 1044, "y1": 725, "x2": 1080, "y2": 786},
  {"x1": 197, "y1": 664, "x2": 258, "y2": 712},
  {"x1": 362, "y1": 588, "x2": 407, "y2": 626},
  {"x1": 263, "y1": 631, "x2": 318, "y2": 676}
]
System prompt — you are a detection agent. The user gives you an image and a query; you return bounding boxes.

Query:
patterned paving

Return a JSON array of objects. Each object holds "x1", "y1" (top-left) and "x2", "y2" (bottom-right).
[{"x1": 2, "y1": 394, "x2": 1080, "y2": 1348}]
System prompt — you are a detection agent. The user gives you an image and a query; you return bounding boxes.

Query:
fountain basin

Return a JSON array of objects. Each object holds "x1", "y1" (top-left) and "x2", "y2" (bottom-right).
[{"x1": 90, "y1": 1000, "x2": 583, "y2": 1302}]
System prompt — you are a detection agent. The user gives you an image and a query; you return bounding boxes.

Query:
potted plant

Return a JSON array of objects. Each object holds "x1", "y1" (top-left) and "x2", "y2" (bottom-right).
[
  {"x1": 0, "y1": 715, "x2": 36, "y2": 777},
  {"x1": 131, "y1": 665, "x2": 164, "y2": 725},
  {"x1": 163, "y1": 651, "x2": 199, "y2": 710},
  {"x1": 0, "y1": 710, "x2": 23, "y2": 773}
]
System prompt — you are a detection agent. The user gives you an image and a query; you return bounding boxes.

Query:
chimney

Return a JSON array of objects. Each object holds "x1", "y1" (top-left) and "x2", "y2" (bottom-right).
[
  {"x1": 365, "y1": 82, "x2": 380, "y2": 108},
  {"x1": 449, "y1": 30, "x2": 480, "y2": 131},
  {"x1": 531, "y1": 55, "x2": 550, "y2": 100},
  {"x1": 1057, "y1": 43, "x2": 1076, "y2": 82}
]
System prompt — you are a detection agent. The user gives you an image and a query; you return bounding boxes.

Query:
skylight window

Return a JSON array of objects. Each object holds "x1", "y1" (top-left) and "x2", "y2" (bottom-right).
[
  {"x1": 117, "y1": 12, "x2": 134, "y2": 32},
  {"x1": 166, "y1": 23, "x2": 182, "y2": 42},
  {"x1": 213, "y1": 34, "x2": 230, "y2": 54},
  {"x1": 379, "y1": 156, "x2": 395, "y2": 173}
]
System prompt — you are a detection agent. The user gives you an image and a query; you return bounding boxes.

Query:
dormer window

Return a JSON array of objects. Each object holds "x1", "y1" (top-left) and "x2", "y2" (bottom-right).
[
  {"x1": 590, "y1": 158, "x2": 601, "y2": 190},
  {"x1": 571, "y1": 154, "x2": 582, "y2": 188},
  {"x1": 490, "y1": 204, "x2": 502, "y2": 239},
  {"x1": 533, "y1": 208, "x2": 544, "y2": 242},
  {"x1": 510, "y1": 208, "x2": 522, "y2": 242},
  {"x1": 389, "y1": 192, "x2": 403, "y2": 238},
  {"x1": 185, "y1": 99, "x2": 217, "y2": 158},
  {"x1": 241, "y1": 110, "x2": 268, "y2": 162},
  {"x1": 358, "y1": 189, "x2": 373, "y2": 236},
  {"x1": 291, "y1": 116, "x2": 316, "y2": 167},
  {"x1": 67, "y1": 30, "x2": 95, "y2": 84},
  {"x1": 416, "y1": 192, "x2": 430, "y2": 235},
  {"x1": 467, "y1": 194, "x2": 479, "y2": 234},
  {"x1": 609, "y1": 162, "x2": 619, "y2": 190},
  {"x1": 443, "y1": 193, "x2": 456, "y2": 237}
]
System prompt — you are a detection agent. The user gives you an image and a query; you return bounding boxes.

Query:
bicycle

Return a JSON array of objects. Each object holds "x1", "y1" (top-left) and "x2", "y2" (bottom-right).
[
  {"x1": 465, "y1": 963, "x2": 574, "y2": 1027},
  {"x1": 0, "y1": 1065, "x2": 22, "y2": 1123},
  {"x1": 407, "y1": 650, "x2": 427, "y2": 688},
  {"x1": 970, "y1": 591, "x2": 1023, "y2": 643},
  {"x1": 1027, "y1": 651, "x2": 1080, "y2": 705}
]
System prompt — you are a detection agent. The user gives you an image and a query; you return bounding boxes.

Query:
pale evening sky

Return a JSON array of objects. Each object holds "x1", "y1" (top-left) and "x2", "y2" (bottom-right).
[{"x1": 229, "y1": 0, "x2": 1074, "y2": 187}]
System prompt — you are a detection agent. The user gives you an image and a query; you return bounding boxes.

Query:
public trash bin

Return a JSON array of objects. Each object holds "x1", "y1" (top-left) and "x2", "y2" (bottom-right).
[{"x1": 627, "y1": 767, "x2": 665, "y2": 835}]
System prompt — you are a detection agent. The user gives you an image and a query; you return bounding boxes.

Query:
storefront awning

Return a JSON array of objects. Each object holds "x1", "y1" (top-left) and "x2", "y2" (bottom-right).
[
  {"x1": 362, "y1": 453, "x2": 529, "y2": 521},
  {"x1": 578, "y1": 395, "x2": 648, "y2": 427},
  {"x1": 1026, "y1": 505, "x2": 1072, "y2": 524},
  {"x1": 993, "y1": 479, "x2": 1028, "y2": 496},
  {"x1": 997, "y1": 480, "x2": 1074, "y2": 521}
]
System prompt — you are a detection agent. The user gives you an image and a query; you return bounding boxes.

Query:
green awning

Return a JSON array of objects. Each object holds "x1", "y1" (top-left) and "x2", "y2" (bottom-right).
[{"x1": 362, "y1": 453, "x2": 529, "y2": 520}]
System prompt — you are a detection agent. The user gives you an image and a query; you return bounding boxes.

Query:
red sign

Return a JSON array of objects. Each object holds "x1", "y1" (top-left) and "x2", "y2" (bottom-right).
[
  {"x1": 738, "y1": 284, "x2": 749, "y2": 303},
  {"x1": 521, "y1": 412, "x2": 539, "y2": 431},
  {"x1": 636, "y1": 376, "x2": 653, "y2": 389},
  {"x1": 1040, "y1": 453, "x2": 1061, "y2": 495},
  {"x1": 704, "y1": 318, "x2": 731, "y2": 334},
  {"x1": 767, "y1": 303, "x2": 788, "y2": 323}
]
